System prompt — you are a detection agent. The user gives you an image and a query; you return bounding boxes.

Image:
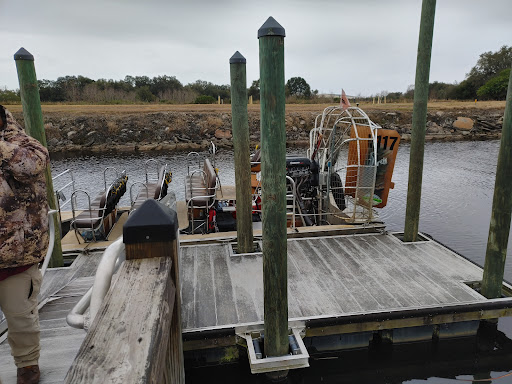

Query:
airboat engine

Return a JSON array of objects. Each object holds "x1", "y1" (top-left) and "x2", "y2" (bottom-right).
[
  {"x1": 285, "y1": 157, "x2": 318, "y2": 191},
  {"x1": 285, "y1": 157, "x2": 319, "y2": 226}
]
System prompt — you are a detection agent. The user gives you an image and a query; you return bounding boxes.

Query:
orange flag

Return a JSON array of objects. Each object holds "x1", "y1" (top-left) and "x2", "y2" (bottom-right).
[{"x1": 341, "y1": 89, "x2": 351, "y2": 111}]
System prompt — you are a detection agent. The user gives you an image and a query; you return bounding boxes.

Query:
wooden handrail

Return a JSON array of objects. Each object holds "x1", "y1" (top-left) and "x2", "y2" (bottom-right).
[{"x1": 65, "y1": 200, "x2": 184, "y2": 383}]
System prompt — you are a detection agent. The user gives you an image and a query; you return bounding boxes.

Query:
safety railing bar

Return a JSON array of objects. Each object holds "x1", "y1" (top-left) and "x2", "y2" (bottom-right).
[
  {"x1": 144, "y1": 158, "x2": 161, "y2": 184},
  {"x1": 58, "y1": 181, "x2": 74, "y2": 190},
  {"x1": 90, "y1": 237, "x2": 125, "y2": 321},
  {"x1": 67, "y1": 287, "x2": 92, "y2": 330},
  {"x1": 52, "y1": 169, "x2": 74, "y2": 180},
  {"x1": 67, "y1": 237, "x2": 125, "y2": 329},
  {"x1": 130, "y1": 182, "x2": 150, "y2": 207},
  {"x1": 40, "y1": 209, "x2": 58, "y2": 278}
]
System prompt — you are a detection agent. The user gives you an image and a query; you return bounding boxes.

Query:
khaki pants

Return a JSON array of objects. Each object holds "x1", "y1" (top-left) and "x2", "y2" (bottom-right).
[{"x1": 0, "y1": 264, "x2": 41, "y2": 368}]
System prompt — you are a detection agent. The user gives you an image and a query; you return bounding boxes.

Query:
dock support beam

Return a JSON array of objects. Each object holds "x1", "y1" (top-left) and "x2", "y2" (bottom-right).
[
  {"x1": 230, "y1": 51, "x2": 254, "y2": 253},
  {"x1": 481, "y1": 65, "x2": 512, "y2": 299},
  {"x1": 14, "y1": 47, "x2": 63, "y2": 267},
  {"x1": 258, "y1": 17, "x2": 289, "y2": 362},
  {"x1": 403, "y1": 0, "x2": 436, "y2": 242}
]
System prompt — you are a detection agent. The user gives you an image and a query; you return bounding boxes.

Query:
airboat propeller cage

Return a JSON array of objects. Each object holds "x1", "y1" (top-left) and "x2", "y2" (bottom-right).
[{"x1": 309, "y1": 106, "x2": 400, "y2": 221}]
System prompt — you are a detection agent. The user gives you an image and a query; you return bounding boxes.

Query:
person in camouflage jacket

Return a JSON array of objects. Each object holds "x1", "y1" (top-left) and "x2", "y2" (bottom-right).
[
  {"x1": 0, "y1": 105, "x2": 49, "y2": 384},
  {"x1": 0, "y1": 106, "x2": 49, "y2": 269}
]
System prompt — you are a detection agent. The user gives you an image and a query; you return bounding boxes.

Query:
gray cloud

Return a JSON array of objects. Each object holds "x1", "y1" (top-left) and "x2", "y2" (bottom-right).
[{"x1": 1, "y1": 0, "x2": 511, "y2": 95}]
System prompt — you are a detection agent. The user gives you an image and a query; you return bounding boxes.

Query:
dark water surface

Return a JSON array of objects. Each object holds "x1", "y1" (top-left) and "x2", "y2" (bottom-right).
[{"x1": 51, "y1": 140, "x2": 512, "y2": 383}]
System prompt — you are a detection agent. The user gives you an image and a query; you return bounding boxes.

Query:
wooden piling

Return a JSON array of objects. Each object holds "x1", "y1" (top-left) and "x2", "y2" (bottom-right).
[
  {"x1": 65, "y1": 200, "x2": 185, "y2": 383},
  {"x1": 403, "y1": 0, "x2": 436, "y2": 242},
  {"x1": 230, "y1": 51, "x2": 254, "y2": 253},
  {"x1": 258, "y1": 16, "x2": 289, "y2": 359},
  {"x1": 481, "y1": 66, "x2": 512, "y2": 299},
  {"x1": 14, "y1": 47, "x2": 63, "y2": 267}
]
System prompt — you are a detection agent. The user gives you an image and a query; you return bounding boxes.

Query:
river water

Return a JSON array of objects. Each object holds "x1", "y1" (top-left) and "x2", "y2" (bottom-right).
[{"x1": 51, "y1": 140, "x2": 512, "y2": 383}]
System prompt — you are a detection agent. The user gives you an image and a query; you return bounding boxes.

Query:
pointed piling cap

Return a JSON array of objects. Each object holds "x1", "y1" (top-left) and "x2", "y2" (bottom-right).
[
  {"x1": 229, "y1": 51, "x2": 246, "y2": 64},
  {"x1": 14, "y1": 47, "x2": 34, "y2": 61},
  {"x1": 258, "y1": 16, "x2": 285, "y2": 38},
  {"x1": 123, "y1": 199, "x2": 178, "y2": 244}
]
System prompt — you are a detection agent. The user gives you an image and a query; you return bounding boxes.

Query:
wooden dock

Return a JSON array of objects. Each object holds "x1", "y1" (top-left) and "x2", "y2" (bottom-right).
[
  {"x1": 180, "y1": 232, "x2": 512, "y2": 364},
  {"x1": 181, "y1": 233, "x2": 495, "y2": 330},
  {"x1": 0, "y1": 252, "x2": 102, "y2": 383},
  {"x1": 2, "y1": 231, "x2": 512, "y2": 382}
]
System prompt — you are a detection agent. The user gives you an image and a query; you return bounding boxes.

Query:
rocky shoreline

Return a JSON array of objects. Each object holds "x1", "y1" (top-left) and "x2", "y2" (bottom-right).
[{"x1": 11, "y1": 107, "x2": 505, "y2": 155}]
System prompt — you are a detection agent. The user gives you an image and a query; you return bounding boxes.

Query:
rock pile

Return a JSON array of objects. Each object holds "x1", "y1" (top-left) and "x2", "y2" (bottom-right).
[{"x1": 11, "y1": 108, "x2": 505, "y2": 154}]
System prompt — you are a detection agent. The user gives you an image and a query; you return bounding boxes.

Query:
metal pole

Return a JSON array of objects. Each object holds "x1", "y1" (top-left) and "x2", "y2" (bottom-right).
[
  {"x1": 258, "y1": 16, "x2": 288, "y2": 359},
  {"x1": 481, "y1": 65, "x2": 512, "y2": 299},
  {"x1": 230, "y1": 51, "x2": 254, "y2": 253},
  {"x1": 403, "y1": 0, "x2": 436, "y2": 242},
  {"x1": 14, "y1": 47, "x2": 63, "y2": 267}
]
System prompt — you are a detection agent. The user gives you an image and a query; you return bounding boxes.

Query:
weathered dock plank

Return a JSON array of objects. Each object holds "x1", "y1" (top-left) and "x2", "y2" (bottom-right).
[
  {"x1": 229, "y1": 254, "x2": 263, "y2": 324},
  {"x1": 0, "y1": 269, "x2": 96, "y2": 384},
  {"x1": 181, "y1": 233, "x2": 499, "y2": 333},
  {"x1": 211, "y1": 246, "x2": 239, "y2": 325}
]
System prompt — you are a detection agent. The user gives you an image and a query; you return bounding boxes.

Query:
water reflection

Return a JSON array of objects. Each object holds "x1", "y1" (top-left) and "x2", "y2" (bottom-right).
[
  {"x1": 50, "y1": 140, "x2": 512, "y2": 383},
  {"x1": 184, "y1": 322, "x2": 512, "y2": 383}
]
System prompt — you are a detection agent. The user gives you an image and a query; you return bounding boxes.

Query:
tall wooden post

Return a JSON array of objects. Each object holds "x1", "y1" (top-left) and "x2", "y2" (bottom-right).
[
  {"x1": 258, "y1": 16, "x2": 288, "y2": 360},
  {"x1": 481, "y1": 65, "x2": 512, "y2": 299},
  {"x1": 403, "y1": 0, "x2": 436, "y2": 242},
  {"x1": 230, "y1": 51, "x2": 254, "y2": 253},
  {"x1": 14, "y1": 47, "x2": 63, "y2": 267}
]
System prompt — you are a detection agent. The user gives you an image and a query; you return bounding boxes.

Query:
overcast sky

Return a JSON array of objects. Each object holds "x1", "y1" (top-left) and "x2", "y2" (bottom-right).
[{"x1": 1, "y1": 0, "x2": 511, "y2": 96}]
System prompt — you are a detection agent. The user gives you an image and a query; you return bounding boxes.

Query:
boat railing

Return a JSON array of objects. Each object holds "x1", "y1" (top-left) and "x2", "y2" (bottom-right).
[
  {"x1": 70, "y1": 189, "x2": 98, "y2": 242},
  {"x1": 52, "y1": 169, "x2": 76, "y2": 216},
  {"x1": 67, "y1": 237, "x2": 125, "y2": 330},
  {"x1": 103, "y1": 167, "x2": 120, "y2": 192},
  {"x1": 144, "y1": 158, "x2": 161, "y2": 185},
  {"x1": 40, "y1": 209, "x2": 58, "y2": 277},
  {"x1": 129, "y1": 182, "x2": 150, "y2": 207},
  {"x1": 186, "y1": 151, "x2": 201, "y2": 175},
  {"x1": 65, "y1": 202, "x2": 184, "y2": 383}
]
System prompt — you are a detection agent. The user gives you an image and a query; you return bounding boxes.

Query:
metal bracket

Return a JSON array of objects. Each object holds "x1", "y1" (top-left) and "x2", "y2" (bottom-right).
[{"x1": 238, "y1": 327, "x2": 310, "y2": 374}]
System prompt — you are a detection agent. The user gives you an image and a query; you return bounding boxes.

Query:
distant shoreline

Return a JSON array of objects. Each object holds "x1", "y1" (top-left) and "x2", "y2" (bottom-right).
[{"x1": 5, "y1": 101, "x2": 505, "y2": 156}]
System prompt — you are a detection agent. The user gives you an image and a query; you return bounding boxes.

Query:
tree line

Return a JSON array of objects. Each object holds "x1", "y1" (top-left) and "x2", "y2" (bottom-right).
[
  {"x1": 376, "y1": 45, "x2": 512, "y2": 102},
  {"x1": 34, "y1": 76, "x2": 229, "y2": 104},
  {"x1": 0, "y1": 45, "x2": 510, "y2": 104}
]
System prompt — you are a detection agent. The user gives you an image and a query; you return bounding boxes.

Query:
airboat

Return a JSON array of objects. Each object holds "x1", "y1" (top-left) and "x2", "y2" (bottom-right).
[{"x1": 181, "y1": 105, "x2": 400, "y2": 234}]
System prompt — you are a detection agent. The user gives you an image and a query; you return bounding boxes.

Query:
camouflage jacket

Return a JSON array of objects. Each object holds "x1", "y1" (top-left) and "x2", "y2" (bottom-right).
[{"x1": 0, "y1": 106, "x2": 49, "y2": 269}]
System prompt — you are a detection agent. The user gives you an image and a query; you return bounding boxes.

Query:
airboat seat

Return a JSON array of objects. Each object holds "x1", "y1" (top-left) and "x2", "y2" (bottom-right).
[
  {"x1": 185, "y1": 158, "x2": 217, "y2": 207},
  {"x1": 185, "y1": 160, "x2": 217, "y2": 205},
  {"x1": 183, "y1": 156, "x2": 218, "y2": 234},
  {"x1": 250, "y1": 149, "x2": 261, "y2": 172},
  {"x1": 131, "y1": 166, "x2": 171, "y2": 211},
  {"x1": 73, "y1": 193, "x2": 106, "y2": 229},
  {"x1": 71, "y1": 173, "x2": 128, "y2": 241}
]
